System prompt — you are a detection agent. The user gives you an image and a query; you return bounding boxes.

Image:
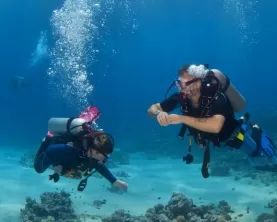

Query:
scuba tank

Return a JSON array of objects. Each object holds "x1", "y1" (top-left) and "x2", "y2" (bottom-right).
[
  {"x1": 210, "y1": 69, "x2": 246, "y2": 112},
  {"x1": 48, "y1": 118, "x2": 87, "y2": 136}
]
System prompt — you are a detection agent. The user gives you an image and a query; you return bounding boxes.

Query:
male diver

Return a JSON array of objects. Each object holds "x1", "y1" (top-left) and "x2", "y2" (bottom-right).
[
  {"x1": 34, "y1": 108, "x2": 128, "y2": 191},
  {"x1": 147, "y1": 64, "x2": 277, "y2": 177}
]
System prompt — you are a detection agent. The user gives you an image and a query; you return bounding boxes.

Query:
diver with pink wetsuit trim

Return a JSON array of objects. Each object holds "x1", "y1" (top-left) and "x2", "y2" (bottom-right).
[{"x1": 34, "y1": 106, "x2": 128, "y2": 191}]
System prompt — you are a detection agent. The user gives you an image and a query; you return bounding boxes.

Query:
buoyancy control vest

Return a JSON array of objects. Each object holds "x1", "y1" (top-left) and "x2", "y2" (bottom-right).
[
  {"x1": 178, "y1": 70, "x2": 233, "y2": 145},
  {"x1": 165, "y1": 64, "x2": 247, "y2": 178},
  {"x1": 176, "y1": 70, "x2": 247, "y2": 178}
]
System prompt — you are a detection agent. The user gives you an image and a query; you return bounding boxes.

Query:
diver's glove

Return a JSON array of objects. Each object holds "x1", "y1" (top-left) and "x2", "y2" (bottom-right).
[
  {"x1": 49, "y1": 165, "x2": 63, "y2": 183},
  {"x1": 49, "y1": 173, "x2": 60, "y2": 182}
]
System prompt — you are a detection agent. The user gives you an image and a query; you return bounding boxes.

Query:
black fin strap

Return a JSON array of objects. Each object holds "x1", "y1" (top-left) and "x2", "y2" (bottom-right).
[
  {"x1": 165, "y1": 81, "x2": 176, "y2": 98},
  {"x1": 201, "y1": 141, "x2": 210, "y2": 178}
]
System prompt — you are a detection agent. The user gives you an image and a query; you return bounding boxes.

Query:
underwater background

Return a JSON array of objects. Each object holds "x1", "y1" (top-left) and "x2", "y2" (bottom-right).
[{"x1": 0, "y1": 0, "x2": 277, "y2": 221}]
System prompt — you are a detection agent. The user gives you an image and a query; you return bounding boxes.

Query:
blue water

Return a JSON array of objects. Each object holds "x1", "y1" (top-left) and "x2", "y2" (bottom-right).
[{"x1": 0, "y1": 0, "x2": 277, "y2": 221}]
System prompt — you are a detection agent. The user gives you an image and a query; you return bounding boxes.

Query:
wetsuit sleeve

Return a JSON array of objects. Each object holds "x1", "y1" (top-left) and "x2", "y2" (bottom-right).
[
  {"x1": 94, "y1": 163, "x2": 117, "y2": 184},
  {"x1": 211, "y1": 93, "x2": 232, "y2": 117},
  {"x1": 160, "y1": 93, "x2": 180, "y2": 113}
]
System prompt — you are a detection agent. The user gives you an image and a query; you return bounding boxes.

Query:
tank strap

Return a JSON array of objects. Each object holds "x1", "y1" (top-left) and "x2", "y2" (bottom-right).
[
  {"x1": 178, "y1": 124, "x2": 187, "y2": 140},
  {"x1": 66, "y1": 117, "x2": 77, "y2": 133},
  {"x1": 222, "y1": 76, "x2": 230, "y2": 93}
]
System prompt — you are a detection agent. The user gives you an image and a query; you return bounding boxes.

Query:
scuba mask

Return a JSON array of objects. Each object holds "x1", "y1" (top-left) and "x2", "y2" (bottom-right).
[
  {"x1": 165, "y1": 64, "x2": 224, "y2": 99},
  {"x1": 175, "y1": 77, "x2": 200, "y2": 91},
  {"x1": 165, "y1": 64, "x2": 209, "y2": 98},
  {"x1": 166, "y1": 77, "x2": 201, "y2": 98}
]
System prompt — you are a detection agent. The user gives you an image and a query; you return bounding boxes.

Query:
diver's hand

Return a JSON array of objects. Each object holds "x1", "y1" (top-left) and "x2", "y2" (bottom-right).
[
  {"x1": 157, "y1": 111, "x2": 170, "y2": 126},
  {"x1": 167, "y1": 114, "x2": 183, "y2": 125},
  {"x1": 113, "y1": 180, "x2": 128, "y2": 190}
]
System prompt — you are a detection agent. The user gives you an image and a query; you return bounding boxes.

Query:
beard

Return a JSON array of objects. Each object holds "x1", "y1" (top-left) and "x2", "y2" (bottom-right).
[{"x1": 181, "y1": 84, "x2": 198, "y2": 99}]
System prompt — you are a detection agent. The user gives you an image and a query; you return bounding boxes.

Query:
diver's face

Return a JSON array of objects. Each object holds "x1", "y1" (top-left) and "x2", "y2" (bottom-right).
[
  {"x1": 88, "y1": 149, "x2": 107, "y2": 161},
  {"x1": 178, "y1": 73, "x2": 201, "y2": 99}
]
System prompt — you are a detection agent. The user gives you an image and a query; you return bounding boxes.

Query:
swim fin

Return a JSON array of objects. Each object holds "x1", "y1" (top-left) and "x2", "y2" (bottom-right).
[{"x1": 260, "y1": 131, "x2": 277, "y2": 157}]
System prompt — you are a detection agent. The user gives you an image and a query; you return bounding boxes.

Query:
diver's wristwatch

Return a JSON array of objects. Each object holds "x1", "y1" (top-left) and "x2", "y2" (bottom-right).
[{"x1": 154, "y1": 110, "x2": 161, "y2": 116}]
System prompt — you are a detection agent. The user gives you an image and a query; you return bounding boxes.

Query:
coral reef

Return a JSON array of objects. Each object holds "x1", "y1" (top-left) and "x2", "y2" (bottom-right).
[
  {"x1": 102, "y1": 192, "x2": 235, "y2": 222},
  {"x1": 20, "y1": 191, "x2": 80, "y2": 222},
  {"x1": 266, "y1": 199, "x2": 277, "y2": 209},
  {"x1": 256, "y1": 198, "x2": 277, "y2": 222}
]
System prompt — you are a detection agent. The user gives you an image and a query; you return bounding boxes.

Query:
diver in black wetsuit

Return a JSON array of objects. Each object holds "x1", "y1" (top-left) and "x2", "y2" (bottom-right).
[
  {"x1": 34, "y1": 118, "x2": 128, "y2": 191},
  {"x1": 147, "y1": 64, "x2": 277, "y2": 177}
]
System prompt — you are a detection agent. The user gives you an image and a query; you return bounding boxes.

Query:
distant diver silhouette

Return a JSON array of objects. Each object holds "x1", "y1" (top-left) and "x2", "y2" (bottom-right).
[{"x1": 10, "y1": 76, "x2": 30, "y2": 89}]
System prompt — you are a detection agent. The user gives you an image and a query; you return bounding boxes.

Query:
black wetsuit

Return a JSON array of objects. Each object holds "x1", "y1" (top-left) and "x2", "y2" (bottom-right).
[
  {"x1": 160, "y1": 92, "x2": 238, "y2": 144},
  {"x1": 159, "y1": 92, "x2": 277, "y2": 173}
]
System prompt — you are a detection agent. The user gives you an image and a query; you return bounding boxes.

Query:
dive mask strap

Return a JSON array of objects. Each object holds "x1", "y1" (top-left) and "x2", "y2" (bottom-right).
[{"x1": 165, "y1": 80, "x2": 176, "y2": 98}]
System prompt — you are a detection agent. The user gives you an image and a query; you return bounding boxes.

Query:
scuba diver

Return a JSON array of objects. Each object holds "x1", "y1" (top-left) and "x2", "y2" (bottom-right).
[
  {"x1": 10, "y1": 76, "x2": 30, "y2": 89},
  {"x1": 147, "y1": 64, "x2": 277, "y2": 178},
  {"x1": 34, "y1": 106, "x2": 128, "y2": 191}
]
